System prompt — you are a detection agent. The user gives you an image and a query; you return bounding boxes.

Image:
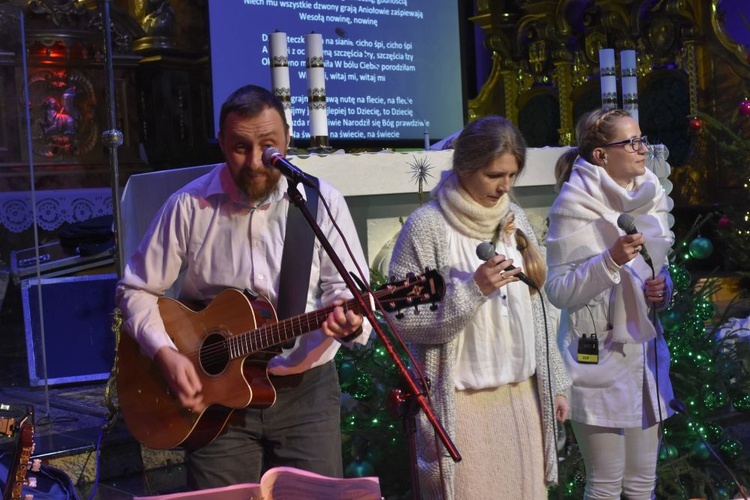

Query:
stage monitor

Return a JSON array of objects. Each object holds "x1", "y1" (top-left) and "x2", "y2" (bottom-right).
[{"x1": 207, "y1": 0, "x2": 466, "y2": 149}]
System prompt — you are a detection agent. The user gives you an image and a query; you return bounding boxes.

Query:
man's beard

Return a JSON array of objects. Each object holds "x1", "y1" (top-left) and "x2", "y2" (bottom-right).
[{"x1": 236, "y1": 168, "x2": 282, "y2": 203}]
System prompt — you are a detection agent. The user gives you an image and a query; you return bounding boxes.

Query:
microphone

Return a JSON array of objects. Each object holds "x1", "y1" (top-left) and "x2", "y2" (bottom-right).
[
  {"x1": 261, "y1": 147, "x2": 316, "y2": 187},
  {"x1": 616, "y1": 213, "x2": 652, "y2": 266},
  {"x1": 476, "y1": 242, "x2": 538, "y2": 289}
]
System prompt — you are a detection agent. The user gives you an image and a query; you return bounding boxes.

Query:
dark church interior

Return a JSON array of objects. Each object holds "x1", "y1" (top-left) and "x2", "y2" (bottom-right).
[{"x1": 1, "y1": 0, "x2": 750, "y2": 498}]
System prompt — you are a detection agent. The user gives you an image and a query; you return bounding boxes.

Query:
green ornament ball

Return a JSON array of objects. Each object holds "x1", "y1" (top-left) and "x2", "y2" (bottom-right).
[
  {"x1": 658, "y1": 443, "x2": 679, "y2": 461},
  {"x1": 696, "y1": 300, "x2": 715, "y2": 320},
  {"x1": 703, "y1": 423, "x2": 724, "y2": 444},
  {"x1": 716, "y1": 486, "x2": 730, "y2": 500},
  {"x1": 733, "y1": 393, "x2": 750, "y2": 412},
  {"x1": 671, "y1": 266, "x2": 692, "y2": 291},
  {"x1": 345, "y1": 459, "x2": 375, "y2": 478},
  {"x1": 719, "y1": 439, "x2": 742, "y2": 461},
  {"x1": 338, "y1": 361, "x2": 358, "y2": 388},
  {"x1": 352, "y1": 373, "x2": 374, "y2": 400},
  {"x1": 660, "y1": 309, "x2": 682, "y2": 333},
  {"x1": 703, "y1": 387, "x2": 729, "y2": 411},
  {"x1": 688, "y1": 237, "x2": 714, "y2": 259},
  {"x1": 690, "y1": 440, "x2": 711, "y2": 461},
  {"x1": 690, "y1": 441, "x2": 711, "y2": 462}
]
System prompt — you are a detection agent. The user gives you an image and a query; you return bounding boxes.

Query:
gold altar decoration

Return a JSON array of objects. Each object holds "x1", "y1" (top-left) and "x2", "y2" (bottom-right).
[{"x1": 468, "y1": 0, "x2": 750, "y2": 151}]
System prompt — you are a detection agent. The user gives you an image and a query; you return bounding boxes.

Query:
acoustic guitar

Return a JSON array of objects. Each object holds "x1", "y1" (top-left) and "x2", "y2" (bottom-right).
[{"x1": 117, "y1": 270, "x2": 445, "y2": 450}]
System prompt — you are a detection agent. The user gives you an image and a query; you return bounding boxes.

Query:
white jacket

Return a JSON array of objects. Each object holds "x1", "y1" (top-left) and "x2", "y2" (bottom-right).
[{"x1": 545, "y1": 159, "x2": 675, "y2": 428}]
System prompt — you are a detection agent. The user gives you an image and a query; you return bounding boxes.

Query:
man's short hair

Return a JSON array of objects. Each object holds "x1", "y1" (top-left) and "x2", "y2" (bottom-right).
[{"x1": 218, "y1": 84, "x2": 288, "y2": 136}]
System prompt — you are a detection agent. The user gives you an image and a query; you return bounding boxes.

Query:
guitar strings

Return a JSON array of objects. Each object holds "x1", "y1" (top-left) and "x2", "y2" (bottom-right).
[{"x1": 192, "y1": 282, "x2": 421, "y2": 367}]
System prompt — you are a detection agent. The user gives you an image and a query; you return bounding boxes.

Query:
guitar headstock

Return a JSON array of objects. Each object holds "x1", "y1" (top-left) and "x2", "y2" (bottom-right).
[{"x1": 375, "y1": 268, "x2": 445, "y2": 314}]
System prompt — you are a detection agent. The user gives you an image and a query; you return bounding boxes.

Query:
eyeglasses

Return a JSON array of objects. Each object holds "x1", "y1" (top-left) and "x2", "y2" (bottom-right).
[{"x1": 602, "y1": 136, "x2": 649, "y2": 153}]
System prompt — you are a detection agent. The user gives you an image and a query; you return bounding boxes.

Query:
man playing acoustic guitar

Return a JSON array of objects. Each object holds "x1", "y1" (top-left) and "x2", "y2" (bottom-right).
[{"x1": 116, "y1": 84, "x2": 369, "y2": 490}]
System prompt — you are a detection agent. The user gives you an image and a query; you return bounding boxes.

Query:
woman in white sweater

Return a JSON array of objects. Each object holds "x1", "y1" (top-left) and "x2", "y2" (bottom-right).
[
  {"x1": 388, "y1": 116, "x2": 570, "y2": 499},
  {"x1": 545, "y1": 108, "x2": 675, "y2": 499}
]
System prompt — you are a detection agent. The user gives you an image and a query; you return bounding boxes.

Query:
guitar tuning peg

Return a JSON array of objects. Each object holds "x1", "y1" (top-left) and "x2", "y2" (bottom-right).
[
  {"x1": 430, "y1": 302, "x2": 438, "y2": 311},
  {"x1": 396, "y1": 311, "x2": 404, "y2": 320},
  {"x1": 413, "y1": 304, "x2": 420, "y2": 315}
]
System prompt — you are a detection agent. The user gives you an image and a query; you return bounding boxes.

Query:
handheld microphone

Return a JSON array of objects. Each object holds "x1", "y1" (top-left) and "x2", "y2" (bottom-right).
[
  {"x1": 616, "y1": 213, "x2": 652, "y2": 266},
  {"x1": 261, "y1": 147, "x2": 316, "y2": 187},
  {"x1": 476, "y1": 242, "x2": 538, "y2": 289}
]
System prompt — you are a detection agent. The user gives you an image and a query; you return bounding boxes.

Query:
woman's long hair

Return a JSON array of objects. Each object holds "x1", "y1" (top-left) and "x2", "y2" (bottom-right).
[{"x1": 453, "y1": 116, "x2": 546, "y2": 292}]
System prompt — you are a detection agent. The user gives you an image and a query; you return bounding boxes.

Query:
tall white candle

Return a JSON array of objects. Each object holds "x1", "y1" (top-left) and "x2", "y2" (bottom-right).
[
  {"x1": 305, "y1": 32, "x2": 329, "y2": 148},
  {"x1": 620, "y1": 50, "x2": 636, "y2": 75},
  {"x1": 620, "y1": 50, "x2": 638, "y2": 122},
  {"x1": 599, "y1": 48, "x2": 617, "y2": 110},
  {"x1": 269, "y1": 31, "x2": 294, "y2": 140},
  {"x1": 622, "y1": 76, "x2": 639, "y2": 123}
]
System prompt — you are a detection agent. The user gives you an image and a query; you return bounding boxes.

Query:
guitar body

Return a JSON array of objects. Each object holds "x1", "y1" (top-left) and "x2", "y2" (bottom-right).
[
  {"x1": 117, "y1": 270, "x2": 445, "y2": 451},
  {"x1": 116, "y1": 289, "x2": 279, "y2": 450}
]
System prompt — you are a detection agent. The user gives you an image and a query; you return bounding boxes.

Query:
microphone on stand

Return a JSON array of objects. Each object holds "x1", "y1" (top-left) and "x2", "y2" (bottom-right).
[
  {"x1": 262, "y1": 147, "x2": 316, "y2": 188},
  {"x1": 476, "y1": 242, "x2": 538, "y2": 290}
]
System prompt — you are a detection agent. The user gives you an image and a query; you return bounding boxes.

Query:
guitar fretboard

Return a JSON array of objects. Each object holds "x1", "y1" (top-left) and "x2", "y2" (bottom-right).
[{"x1": 227, "y1": 301, "x2": 353, "y2": 357}]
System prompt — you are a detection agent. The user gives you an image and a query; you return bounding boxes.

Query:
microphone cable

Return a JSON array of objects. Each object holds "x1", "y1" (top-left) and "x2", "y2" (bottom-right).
[
  {"x1": 477, "y1": 239, "x2": 561, "y2": 480},
  {"x1": 647, "y1": 263, "x2": 688, "y2": 498}
]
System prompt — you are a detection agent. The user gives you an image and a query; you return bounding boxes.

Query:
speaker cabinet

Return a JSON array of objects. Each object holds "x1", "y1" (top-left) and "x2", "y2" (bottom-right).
[{"x1": 21, "y1": 274, "x2": 117, "y2": 386}]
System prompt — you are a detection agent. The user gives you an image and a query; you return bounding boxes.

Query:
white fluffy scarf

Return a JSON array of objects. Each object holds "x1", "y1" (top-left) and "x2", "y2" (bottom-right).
[
  {"x1": 546, "y1": 158, "x2": 673, "y2": 343},
  {"x1": 432, "y1": 170, "x2": 511, "y2": 240}
]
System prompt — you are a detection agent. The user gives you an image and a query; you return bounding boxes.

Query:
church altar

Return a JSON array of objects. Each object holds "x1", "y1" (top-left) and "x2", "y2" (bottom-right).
[{"x1": 119, "y1": 148, "x2": 570, "y2": 273}]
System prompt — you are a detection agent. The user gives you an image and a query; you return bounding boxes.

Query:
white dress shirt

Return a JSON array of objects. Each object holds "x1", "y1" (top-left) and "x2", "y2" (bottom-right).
[{"x1": 116, "y1": 163, "x2": 369, "y2": 375}]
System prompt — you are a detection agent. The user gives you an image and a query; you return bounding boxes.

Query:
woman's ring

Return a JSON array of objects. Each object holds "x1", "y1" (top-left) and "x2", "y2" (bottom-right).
[{"x1": 500, "y1": 271, "x2": 505, "y2": 279}]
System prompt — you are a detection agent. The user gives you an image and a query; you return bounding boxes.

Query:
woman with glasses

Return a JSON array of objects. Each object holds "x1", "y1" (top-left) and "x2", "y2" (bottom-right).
[{"x1": 545, "y1": 108, "x2": 675, "y2": 499}]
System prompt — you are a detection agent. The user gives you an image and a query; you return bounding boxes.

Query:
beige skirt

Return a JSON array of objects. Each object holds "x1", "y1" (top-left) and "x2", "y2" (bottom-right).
[{"x1": 454, "y1": 377, "x2": 547, "y2": 500}]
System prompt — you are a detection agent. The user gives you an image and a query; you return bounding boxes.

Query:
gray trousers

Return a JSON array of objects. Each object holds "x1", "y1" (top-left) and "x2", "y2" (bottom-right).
[{"x1": 186, "y1": 361, "x2": 342, "y2": 489}]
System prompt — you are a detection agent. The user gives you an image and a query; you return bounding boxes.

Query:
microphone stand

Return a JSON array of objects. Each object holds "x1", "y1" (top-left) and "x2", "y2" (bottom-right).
[{"x1": 285, "y1": 183, "x2": 461, "y2": 497}]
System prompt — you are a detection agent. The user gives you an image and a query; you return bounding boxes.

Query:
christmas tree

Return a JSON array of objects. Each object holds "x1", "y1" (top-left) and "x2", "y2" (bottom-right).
[
  {"x1": 337, "y1": 156, "x2": 436, "y2": 498},
  {"x1": 688, "y1": 106, "x2": 750, "y2": 291}
]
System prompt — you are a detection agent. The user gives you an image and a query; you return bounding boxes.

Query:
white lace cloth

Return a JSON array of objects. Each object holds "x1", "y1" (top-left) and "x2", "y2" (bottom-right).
[{"x1": 0, "y1": 188, "x2": 113, "y2": 233}]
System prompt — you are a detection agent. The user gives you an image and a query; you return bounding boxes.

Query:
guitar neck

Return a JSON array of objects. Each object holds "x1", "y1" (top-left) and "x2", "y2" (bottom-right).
[{"x1": 229, "y1": 298, "x2": 358, "y2": 357}]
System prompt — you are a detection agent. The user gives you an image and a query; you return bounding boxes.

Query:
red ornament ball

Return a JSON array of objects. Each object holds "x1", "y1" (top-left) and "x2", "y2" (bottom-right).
[
  {"x1": 718, "y1": 215, "x2": 731, "y2": 229},
  {"x1": 688, "y1": 117, "x2": 702, "y2": 131},
  {"x1": 740, "y1": 100, "x2": 750, "y2": 116}
]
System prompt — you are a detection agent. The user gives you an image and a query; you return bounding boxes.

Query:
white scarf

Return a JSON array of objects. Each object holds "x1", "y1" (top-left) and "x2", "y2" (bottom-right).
[
  {"x1": 432, "y1": 170, "x2": 510, "y2": 240},
  {"x1": 546, "y1": 158, "x2": 673, "y2": 343}
]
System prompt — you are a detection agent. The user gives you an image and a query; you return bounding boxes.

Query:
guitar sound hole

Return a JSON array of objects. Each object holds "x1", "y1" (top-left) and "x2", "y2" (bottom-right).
[{"x1": 200, "y1": 332, "x2": 230, "y2": 376}]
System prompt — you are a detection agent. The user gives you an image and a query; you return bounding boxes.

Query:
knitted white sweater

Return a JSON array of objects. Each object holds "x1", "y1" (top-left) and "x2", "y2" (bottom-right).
[{"x1": 388, "y1": 200, "x2": 571, "y2": 500}]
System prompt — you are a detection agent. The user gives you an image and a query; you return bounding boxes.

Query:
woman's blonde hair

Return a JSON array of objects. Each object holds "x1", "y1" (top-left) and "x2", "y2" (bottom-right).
[
  {"x1": 554, "y1": 108, "x2": 632, "y2": 191},
  {"x1": 500, "y1": 214, "x2": 545, "y2": 293}
]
